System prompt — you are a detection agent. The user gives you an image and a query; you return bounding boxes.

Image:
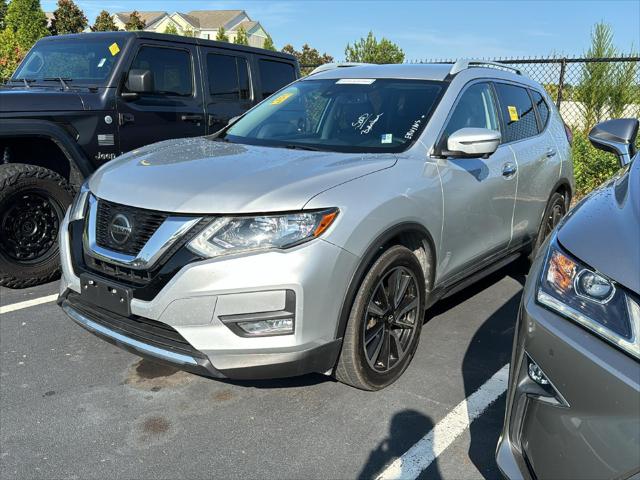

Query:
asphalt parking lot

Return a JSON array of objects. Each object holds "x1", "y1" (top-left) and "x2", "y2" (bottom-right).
[{"x1": 0, "y1": 264, "x2": 524, "y2": 480}]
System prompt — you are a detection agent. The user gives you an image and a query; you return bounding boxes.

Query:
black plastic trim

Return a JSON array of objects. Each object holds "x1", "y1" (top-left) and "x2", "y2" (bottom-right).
[{"x1": 219, "y1": 290, "x2": 296, "y2": 337}]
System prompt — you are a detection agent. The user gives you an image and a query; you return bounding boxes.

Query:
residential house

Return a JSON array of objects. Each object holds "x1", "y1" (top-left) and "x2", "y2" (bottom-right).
[{"x1": 112, "y1": 10, "x2": 269, "y2": 48}]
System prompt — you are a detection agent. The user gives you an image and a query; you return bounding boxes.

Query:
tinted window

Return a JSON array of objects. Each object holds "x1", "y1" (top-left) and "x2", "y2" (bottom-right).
[
  {"x1": 494, "y1": 83, "x2": 539, "y2": 142},
  {"x1": 442, "y1": 83, "x2": 500, "y2": 141},
  {"x1": 531, "y1": 90, "x2": 550, "y2": 129},
  {"x1": 259, "y1": 59, "x2": 295, "y2": 98},
  {"x1": 129, "y1": 46, "x2": 192, "y2": 96},
  {"x1": 207, "y1": 54, "x2": 250, "y2": 100}
]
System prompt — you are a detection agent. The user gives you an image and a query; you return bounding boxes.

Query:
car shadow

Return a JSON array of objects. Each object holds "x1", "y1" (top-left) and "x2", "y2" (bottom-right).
[{"x1": 357, "y1": 409, "x2": 441, "y2": 480}]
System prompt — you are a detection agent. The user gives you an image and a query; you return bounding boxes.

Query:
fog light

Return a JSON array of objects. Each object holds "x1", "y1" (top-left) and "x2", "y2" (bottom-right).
[
  {"x1": 237, "y1": 317, "x2": 294, "y2": 335},
  {"x1": 528, "y1": 360, "x2": 549, "y2": 386}
]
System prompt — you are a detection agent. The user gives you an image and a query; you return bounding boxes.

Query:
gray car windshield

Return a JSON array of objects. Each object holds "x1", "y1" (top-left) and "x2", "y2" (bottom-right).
[
  {"x1": 222, "y1": 78, "x2": 445, "y2": 153},
  {"x1": 12, "y1": 38, "x2": 123, "y2": 85}
]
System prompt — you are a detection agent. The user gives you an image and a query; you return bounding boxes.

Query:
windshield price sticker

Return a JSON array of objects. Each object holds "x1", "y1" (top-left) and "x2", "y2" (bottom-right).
[
  {"x1": 271, "y1": 92, "x2": 294, "y2": 105},
  {"x1": 108, "y1": 42, "x2": 120, "y2": 56},
  {"x1": 508, "y1": 105, "x2": 519, "y2": 122},
  {"x1": 336, "y1": 78, "x2": 376, "y2": 85}
]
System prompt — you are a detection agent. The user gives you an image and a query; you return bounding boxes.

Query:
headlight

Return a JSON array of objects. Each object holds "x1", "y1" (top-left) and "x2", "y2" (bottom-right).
[
  {"x1": 187, "y1": 209, "x2": 338, "y2": 258},
  {"x1": 537, "y1": 237, "x2": 640, "y2": 359},
  {"x1": 69, "y1": 180, "x2": 90, "y2": 221}
]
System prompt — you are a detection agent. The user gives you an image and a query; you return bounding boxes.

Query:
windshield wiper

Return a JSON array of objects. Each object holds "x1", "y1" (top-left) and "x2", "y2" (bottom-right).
[
  {"x1": 284, "y1": 144, "x2": 325, "y2": 152},
  {"x1": 8, "y1": 78, "x2": 35, "y2": 88},
  {"x1": 43, "y1": 77, "x2": 72, "y2": 90}
]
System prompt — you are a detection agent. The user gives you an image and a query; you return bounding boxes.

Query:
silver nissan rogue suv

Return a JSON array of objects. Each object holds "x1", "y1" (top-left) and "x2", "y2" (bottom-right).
[{"x1": 58, "y1": 60, "x2": 573, "y2": 390}]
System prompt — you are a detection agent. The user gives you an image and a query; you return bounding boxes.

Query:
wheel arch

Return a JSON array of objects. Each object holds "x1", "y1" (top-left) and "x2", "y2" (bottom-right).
[{"x1": 334, "y1": 222, "x2": 437, "y2": 340}]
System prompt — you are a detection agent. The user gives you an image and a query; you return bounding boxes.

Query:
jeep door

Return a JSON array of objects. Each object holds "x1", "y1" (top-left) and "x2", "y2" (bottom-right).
[
  {"x1": 201, "y1": 47, "x2": 254, "y2": 134},
  {"x1": 437, "y1": 81, "x2": 517, "y2": 280},
  {"x1": 117, "y1": 42, "x2": 206, "y2": 153}
]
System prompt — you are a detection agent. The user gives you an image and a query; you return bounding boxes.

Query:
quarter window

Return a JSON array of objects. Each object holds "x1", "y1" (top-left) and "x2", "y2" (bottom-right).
[
  {"x1": 207, "y1": 54, "x2": 251, "y2": 100},
  {"x1": 494, "y1": 83, "x2": 539, "y2": 142},
  {"x1": 129, "y1": 46, "x2": 192, "y2": 96},
  {"x1": 442, "y1": 83, "x2": 500, "y2": 142},
  {"x1": 258, "y1": 59, "x2": 296, "y2": 98},
  {"x1": 531, "y1": 90, "x2": 550, "y2": 130}
]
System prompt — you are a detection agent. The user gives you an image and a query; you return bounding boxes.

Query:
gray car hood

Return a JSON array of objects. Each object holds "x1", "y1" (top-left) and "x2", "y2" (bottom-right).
[
  {"x1": 90, "y1": 137, "x2": 397, "y2": 214},
  {"x1": 557, "y1": 156, "x2": 639, "y2": 294}
]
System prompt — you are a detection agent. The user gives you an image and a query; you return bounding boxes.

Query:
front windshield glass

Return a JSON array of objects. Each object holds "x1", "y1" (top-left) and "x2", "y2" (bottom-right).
[
  {"x1": 13, "y1": 37, "x2": 123, "y2": 85},
  {"x1": 223, "y1": 78, "x2": 445, "y2": 153}
]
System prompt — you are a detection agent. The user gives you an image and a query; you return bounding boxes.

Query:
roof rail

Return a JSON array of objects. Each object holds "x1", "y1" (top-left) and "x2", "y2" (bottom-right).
[
  {"x1": 308, "y1": 62, "x2": 371, "y2": 75},
  {"x1": 449, "y1": 59, "x2": 524, "y2": 76}
]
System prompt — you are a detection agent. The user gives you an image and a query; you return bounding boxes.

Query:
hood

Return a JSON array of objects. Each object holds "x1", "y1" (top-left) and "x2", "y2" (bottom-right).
[
  {"x1": 89, "y1": 137, "x2": 397, "y2": 214},
  {"x1": 557, "y1": 157, "x2": 640, "y2": 294},
  {"x1": 0, "y1": 88, "x2": 86, "y2": 112}
]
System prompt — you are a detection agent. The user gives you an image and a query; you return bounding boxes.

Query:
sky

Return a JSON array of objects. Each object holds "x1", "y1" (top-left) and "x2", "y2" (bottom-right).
[{"x1": 40, "y1": 0, "x2": 640, "y2": 61}]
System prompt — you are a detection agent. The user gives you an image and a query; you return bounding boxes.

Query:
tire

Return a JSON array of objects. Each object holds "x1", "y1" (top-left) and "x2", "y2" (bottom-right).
[
  {"x1": 527, "y1": 191, "x2": 567, "y2": 265},
  {"x1": 335, "y1": 245, "x2": 427, "y2": 391},
  {"x1": 0, "y1": 163, "x2": 75, "y2": 289}
]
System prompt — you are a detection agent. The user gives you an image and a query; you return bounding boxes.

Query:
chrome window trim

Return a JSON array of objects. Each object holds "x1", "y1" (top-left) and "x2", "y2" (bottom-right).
[{"x1": 83, "y1": 195, "x2": 201, "y2": 270}]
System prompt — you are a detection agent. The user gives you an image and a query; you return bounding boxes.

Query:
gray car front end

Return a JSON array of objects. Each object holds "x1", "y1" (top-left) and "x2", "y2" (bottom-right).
[
  {"x1": 58, "y1": 62, "x2": 572, "y2": 386},
  {"x1": 497, "y1": 119, "x2": 640, "y2": 479}
]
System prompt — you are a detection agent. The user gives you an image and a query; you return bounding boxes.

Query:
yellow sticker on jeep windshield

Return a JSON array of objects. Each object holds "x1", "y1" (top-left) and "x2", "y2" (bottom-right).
[
  {"x1": 507, "y1": 105, "x2": 519, "y2": 122},
  {"x1": 271, "y1": 92, "x2": 294, "y2": 105},
  {"x1": 108, "y1": 42, "x2": 120, "y2": 56}
]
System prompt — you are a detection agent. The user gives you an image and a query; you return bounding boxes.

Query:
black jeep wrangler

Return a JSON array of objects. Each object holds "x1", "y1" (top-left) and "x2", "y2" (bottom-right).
[{"x1": 0, "y1": 31, "x2": 299, "y2": 288}]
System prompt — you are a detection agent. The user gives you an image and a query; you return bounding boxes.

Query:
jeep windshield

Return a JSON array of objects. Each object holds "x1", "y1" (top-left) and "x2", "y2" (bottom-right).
[
  {"x1": 12, "y1": 37, "x2": 123, "y2": 86},
  {"x1": 221, "y1": 78, "x2": 445, "y2": 153}
]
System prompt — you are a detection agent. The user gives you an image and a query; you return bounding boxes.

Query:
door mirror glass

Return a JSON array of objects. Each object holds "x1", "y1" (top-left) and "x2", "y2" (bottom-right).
[
  {"x1": 125, "y1": 69, "x2": 154, "y2": 94},
  {"x1": 446, "y1": 128, "x2": 501, "y2": 158},
  {"x1": 589, "y1": 118, "x2": 639, "y2": 167}
]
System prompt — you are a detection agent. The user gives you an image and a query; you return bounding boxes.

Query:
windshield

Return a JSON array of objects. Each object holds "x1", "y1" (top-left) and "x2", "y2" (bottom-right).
[
  {"x1": 222, "y1": 78, "x2": 445, "y2": 153},
  {"x1": 12, "y1": 37, "x2": 124, "y2": 85}
]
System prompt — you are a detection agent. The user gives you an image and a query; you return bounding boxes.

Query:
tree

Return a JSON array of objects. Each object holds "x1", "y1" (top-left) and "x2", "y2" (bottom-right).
[
  {"x1": 345, "y1": 31, "x2": 404, "y2": 64},
  {"x1": 164, "y1": 23, "x2": 178, "y2": 35},
  {"x1": 234, "y1": 26, "x2": 248, "y2": 45},
  {"x1": 0, "y1": 27, "x2": 24, "y2": 81},
  {"x1": 50, "y1": 0, "x2": 87, "y2": 35},
  {"x1": 92, "y1": 10, "x2": 117, "y2": 32},
  {"x1": 281, "y1": 43, "x2": 334, "y2": 75},
  {"x1": 183, "y1": 28, "x2": 194, "y2": 37},
  {"x1": 124, "y1": 10, "x2": 145, "y2": 31},
  {"x1": 0, "y1": 0, "x2": 7, "y2": 30},
  {"x1": 5, "y1": 0, "x2": 49, "y2": 50},
  {"x1": 215, "y1": 26, "x2": 228, "y2": 42},
  {"x1": 263, "y1": 33, "x2": 276, "y2": 51}
]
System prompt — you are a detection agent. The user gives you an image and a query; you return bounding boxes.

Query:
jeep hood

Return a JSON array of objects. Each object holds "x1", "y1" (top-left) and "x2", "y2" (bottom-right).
[
  {"x1": 0, "y1": 88, "x2": 86, "y2": 112},
  {"x1": 89, "y1": 137, "x2": 397, "y2": 214}
]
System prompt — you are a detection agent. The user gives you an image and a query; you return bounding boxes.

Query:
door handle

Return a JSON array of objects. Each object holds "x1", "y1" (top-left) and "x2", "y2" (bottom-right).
[
  {"x1": 502, "y1": 163, "x2": 517, "y2": 177},
  {"x1": 181, "y1": 114, "x2": 204, "y2": 123},
  {"x1": 546, "y1": 148, "x2": 557, "y2": 158}
]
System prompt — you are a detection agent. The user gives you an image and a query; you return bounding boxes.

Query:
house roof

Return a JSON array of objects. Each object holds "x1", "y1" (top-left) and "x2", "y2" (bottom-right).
[
  {"x1": 185, "y1": 10, "x2": 245, "y2": 29},
  {"x1": 230, "y1": 20, "x2": 259, "y2": 32},
  {"x1": 114, "y1": 11, "x2": 167, "y2": 27}
]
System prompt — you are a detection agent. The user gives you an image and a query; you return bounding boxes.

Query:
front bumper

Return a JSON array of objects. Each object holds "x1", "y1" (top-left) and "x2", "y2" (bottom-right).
[
  {"x1": 497, "y1": 254, "x2": 640, "y2": 480},
  {"x1": 58, "y1": 211, "x2": 358, "y2": 379}
]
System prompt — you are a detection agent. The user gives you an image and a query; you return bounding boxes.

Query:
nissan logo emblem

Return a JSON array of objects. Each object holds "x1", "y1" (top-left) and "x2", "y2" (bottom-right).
[{"x1": 109, "y1": 213, "x2": 133, "y2": 245}]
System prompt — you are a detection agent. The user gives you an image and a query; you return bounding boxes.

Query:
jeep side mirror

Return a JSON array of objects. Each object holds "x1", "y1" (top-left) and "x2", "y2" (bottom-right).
[
  {"x1": 125, "y1": 69, "x2": 154, "y2": 95},
  {"x1": 589, "y1": 118, "x2": 639, "y2": 167},
  {"x1": 443, "y1": 128, "x2": 501, "y2": 158}
]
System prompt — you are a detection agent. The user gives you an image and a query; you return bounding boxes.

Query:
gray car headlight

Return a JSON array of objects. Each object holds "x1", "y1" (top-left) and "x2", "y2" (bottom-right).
[
  {"x1": 537, "y1": 237, "x2": 640, "y2": 359},
  {"x1": 69, "y1": 180, "x2": 90, "y2": 222},
  {"x1": 187, "y1": 209, "x2": 338, "y2": 258}
]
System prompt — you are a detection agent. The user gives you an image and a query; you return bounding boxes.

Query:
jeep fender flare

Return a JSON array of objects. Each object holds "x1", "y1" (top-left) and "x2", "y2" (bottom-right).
[{"x1": 0, "y1": 119, "x2": 93, "y2": 178}]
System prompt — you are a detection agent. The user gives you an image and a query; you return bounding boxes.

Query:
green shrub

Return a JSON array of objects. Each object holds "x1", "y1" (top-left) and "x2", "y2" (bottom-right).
[{"x1": 571, "y1": 130, "x2": 621, "y2": 197}]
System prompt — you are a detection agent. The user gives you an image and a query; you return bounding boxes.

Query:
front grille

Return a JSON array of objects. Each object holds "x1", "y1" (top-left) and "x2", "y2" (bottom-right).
[
  {"x1": 96, "y1": 199, "x2": 168, "y2": 256},
  {"x1": 66, "y1": 292, "x2": 206, "y2": 360},
  {"x1": 85, "y1": 256, "x2": 153, "y2": 285}
]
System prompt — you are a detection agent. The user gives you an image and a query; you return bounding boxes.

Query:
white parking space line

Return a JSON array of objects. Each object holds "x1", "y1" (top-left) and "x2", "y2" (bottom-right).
[
  {"x1": 0, "y1": 294, "x2": 59, "y2": 315},
  {"x1": 377, "y1": 364, "x2": 510, "y2": 480}
]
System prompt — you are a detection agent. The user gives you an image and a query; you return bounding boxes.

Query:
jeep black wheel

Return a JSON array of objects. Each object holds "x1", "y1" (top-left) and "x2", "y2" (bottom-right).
[
  {"x1": 335, "y1": 245, "x2": 427, "y2": 390},
  {"x1": 0, "y1": 164, "x2": 75, "y2": 288}
]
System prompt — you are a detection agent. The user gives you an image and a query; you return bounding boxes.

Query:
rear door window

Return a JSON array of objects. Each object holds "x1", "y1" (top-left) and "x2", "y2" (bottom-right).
[
  {"x1": 530, "y1": 90, "x2": 550, "y2": 130},
  {"x1": 494, "y1": 83, "x2": 539, "y2": 142},
  {"x1": 128, "y1": 46, "x2": 193, "y2": 96},
  {"x1": 206, "y1": 53, "x2": 251, "y2": 101},
  {"x1": 258, "y1": 59, "x2": 296, "y2": 98}
]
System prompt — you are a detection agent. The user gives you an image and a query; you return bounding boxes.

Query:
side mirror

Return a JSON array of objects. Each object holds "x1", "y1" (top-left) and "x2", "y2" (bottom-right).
[
  {"x1": 444, "y1": 128, "x2": 501, "y2": 158},
  {"x1": 589, "y1": 118, "x2": 639, "y2": 167},
  {"x1": 125, "y1": 69, "x2": 154, "y2": 94}
]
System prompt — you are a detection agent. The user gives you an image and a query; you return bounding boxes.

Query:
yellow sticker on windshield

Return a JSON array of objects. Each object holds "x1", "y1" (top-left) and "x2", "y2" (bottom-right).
[
  {"x1": 508, "y1": 105, "x2": 519, "y2": 122},
  {"x1": 108, "y1": 42, "x2": 120, "y2": 56},
  {"x1": 271, "y1": 92, "x2": 294, "y2": 105}
]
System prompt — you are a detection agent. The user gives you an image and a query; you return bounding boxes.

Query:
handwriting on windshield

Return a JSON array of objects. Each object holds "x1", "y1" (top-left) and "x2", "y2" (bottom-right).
[
  {"x1": 352, "y1": 113, "x2": 384, "y2": 135},
  {"x1": 404, "y1": 114, "x2": 426, "y2": 140}
]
